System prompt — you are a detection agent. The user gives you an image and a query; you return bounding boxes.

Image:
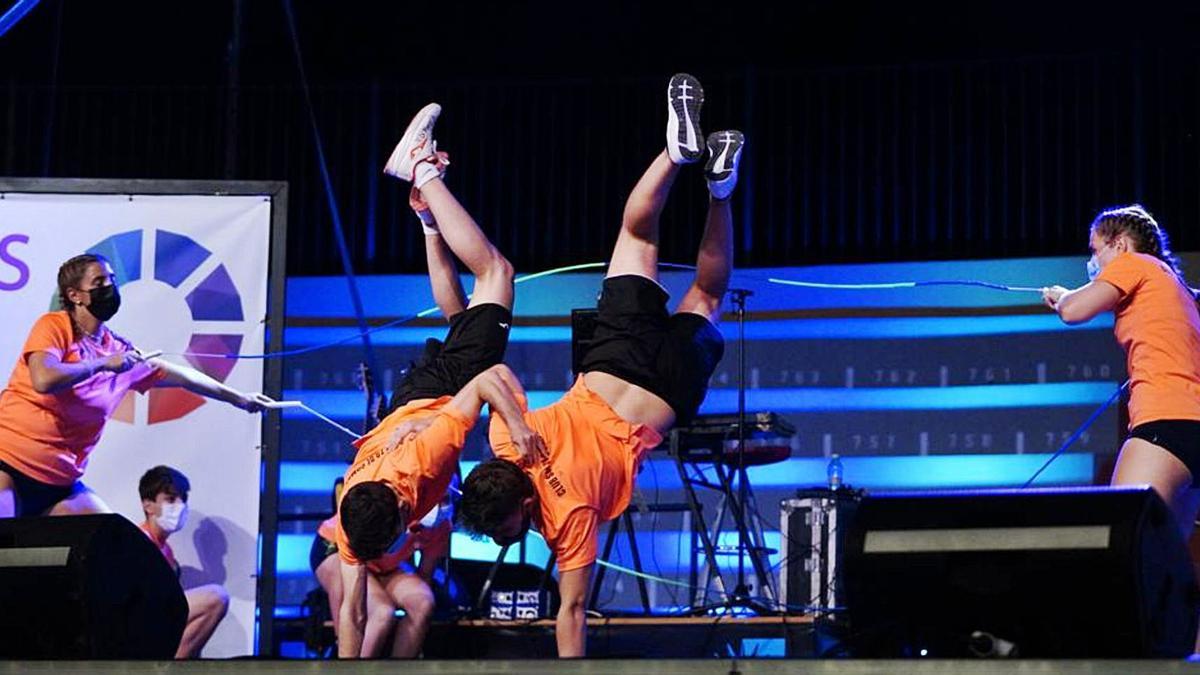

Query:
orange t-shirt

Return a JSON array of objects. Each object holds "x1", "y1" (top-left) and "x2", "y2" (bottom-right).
[
  {"x1": 1096, "y1": 252, "x2": 1200, "y2": 428},
  {"x1": 323, "y1": 397, "x2": 472, "y2": 569},
  {"x1": 0, "y1": 312, "x2": 164, "y2": 486},
  {"x1": 317, "y1": 513, "x2": 451, "y2": 575},
  {"x1": 488, "y1": 376, "x2": 663, "y2": 572}
]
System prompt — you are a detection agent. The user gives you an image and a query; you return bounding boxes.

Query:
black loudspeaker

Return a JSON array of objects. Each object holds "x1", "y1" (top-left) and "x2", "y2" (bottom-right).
[
  {"x1": 0, "y1": 514, "x2": 188, "y2": 658},
  {"x1": 570, "y1": 308, "x2": 598, "y2": 377},
  {"x1": 844, "y1": 486, "x2": 1200, "y2": 658}
]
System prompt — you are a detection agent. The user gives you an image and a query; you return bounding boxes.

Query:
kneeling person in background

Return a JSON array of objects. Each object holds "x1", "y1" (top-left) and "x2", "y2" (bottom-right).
[{"x1": 138, "y1": 465, "x2": 229, "y2": 659}]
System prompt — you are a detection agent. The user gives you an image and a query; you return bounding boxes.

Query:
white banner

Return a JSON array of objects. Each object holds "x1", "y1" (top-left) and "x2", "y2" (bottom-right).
[{"x1": 0, "y1": 192, "x2": 271, "y2": 657}]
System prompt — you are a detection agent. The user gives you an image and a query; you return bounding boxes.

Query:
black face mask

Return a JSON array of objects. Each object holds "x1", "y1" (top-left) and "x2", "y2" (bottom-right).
[{"x1": 82, "y1": 284, "x2": 121, "y2": 322}]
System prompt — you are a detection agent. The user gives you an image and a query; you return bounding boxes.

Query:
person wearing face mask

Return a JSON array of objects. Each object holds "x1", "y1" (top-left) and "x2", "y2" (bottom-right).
[
  {"x1": 0, "y1": 253, "x2": 266, "y2": 519},
  {"x1": 1042, "y1": 205, "x2": 1200, "y2": 543},
  {"x1": 137, "y1": 465, "x2": 229, "y2": 659}
]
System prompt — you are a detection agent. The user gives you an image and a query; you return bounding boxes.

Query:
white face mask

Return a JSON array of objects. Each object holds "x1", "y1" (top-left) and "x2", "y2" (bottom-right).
[
  {"x1": 1086, "y1": 256, "x2": 1101, "y2": 282},
  {"x1": 155, "y1": 501, "x2": 188, "y2": 534}
]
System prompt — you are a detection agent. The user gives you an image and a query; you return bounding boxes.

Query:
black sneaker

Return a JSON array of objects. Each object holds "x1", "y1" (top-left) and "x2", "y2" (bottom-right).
[
  {"x1": 666, "y1": 73, "x2": 705, "y2": 164},
  {"x1": 704, "y1": 130, "x2": 744, "y2": 200}
]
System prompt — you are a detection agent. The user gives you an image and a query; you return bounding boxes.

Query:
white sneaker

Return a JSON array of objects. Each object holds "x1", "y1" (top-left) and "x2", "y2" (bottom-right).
[
  {"x1": 666, "y1": 73, "x2": 704, "y2": 165},
  {"x1": 384, "y1": 103, "x2": 442, "y2": 185},
  {"x1": 705, "y1": 130, "x2": 744, "y2": 201}
]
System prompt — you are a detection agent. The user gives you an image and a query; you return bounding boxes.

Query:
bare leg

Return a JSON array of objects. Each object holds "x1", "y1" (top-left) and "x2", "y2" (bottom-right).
[
  {"x1": 417, "y1": 178, "x2": 513, "y2": 310},
  {"x1": 674, "y1": 197, "x2": 733, "y2": 323},
  {"x1": 46, "y1": 486, "x2": 111, "y2": 516},
  {"x1": 315, "y1": 554, "x2": 343, "y2": 640},
  {"x1": 384, "y1": 571, "x2": 436, "y2": 658},
  {"x1": 1111, "y1": 437, "x2": 1200, "y2": 540},
  {"x1": 0, "y1": 470, "x2": 15, "y2": 518},
  {"x1": 359, "y1": 573, "x2": 399, "y2": 657},
  {"x1": 175, "y1": 584, "x2": 229, "y2": 658},
  {"x1": 318, "y1": 554, "x2": 396, "y2": 657},
  {"x1": 607, "y1": 151, "x2": 681, "y2": 281},
  {"x1": 424, "y1": 233, "x2": 468, "y2": 319},
  {"x1": 1110, "y1": 437, "x2": 1200, "y2": 654}
]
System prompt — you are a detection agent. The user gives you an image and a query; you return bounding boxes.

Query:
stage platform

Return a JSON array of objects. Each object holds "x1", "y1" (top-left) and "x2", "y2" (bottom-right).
[
  {"x1": 424, "y1": 615, "x2": 817, "y2": 659},
  {"x1": 1, "y1": 660, "x2": 1197, "y2": 674}
]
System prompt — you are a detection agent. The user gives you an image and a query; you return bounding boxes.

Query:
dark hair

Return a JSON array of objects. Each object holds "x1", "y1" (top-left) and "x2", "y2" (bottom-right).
[
  {"x1": 340, "y1": 482, "x2": 406, "y2": 562},
  {"x1": 458, "y1": 459, "x2": 535, "y2": 539},
  {"x1": 1090, "y1": 205, "x2": 1183, "y2": 278},
  {"x1": 138, "y1": 465, "x2": 191, "y2": 502},
  {"x1": 57, "y1": 253, "x2": 110, "y2": 313}
]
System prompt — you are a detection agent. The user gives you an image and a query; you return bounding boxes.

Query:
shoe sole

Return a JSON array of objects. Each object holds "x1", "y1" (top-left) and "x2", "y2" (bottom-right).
[
  {"x1": 667, "y1": 73, "x2": 704, "y2": 164},
  {"x1": 705, "y1": 130, "x2": 744, "y2": 181},
  {"x1": 384, "y1": 102, "x2": 442, "y2": 179}
]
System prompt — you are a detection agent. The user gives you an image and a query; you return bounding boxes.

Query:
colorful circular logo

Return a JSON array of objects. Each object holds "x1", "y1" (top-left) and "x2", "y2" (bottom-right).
[{"x1": 83, "y1": 229, "x2": 246, "y2": 425}]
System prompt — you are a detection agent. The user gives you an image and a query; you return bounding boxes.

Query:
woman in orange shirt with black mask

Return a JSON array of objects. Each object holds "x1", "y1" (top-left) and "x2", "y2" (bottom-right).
[{"x1": 1043, "y1": 205, "x2": 1200, "y2": 538}]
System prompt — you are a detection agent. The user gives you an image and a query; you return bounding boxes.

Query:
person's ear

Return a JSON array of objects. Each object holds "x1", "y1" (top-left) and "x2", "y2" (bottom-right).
[
  {"x1": 141, "y1": 498, "x2": 156, "y2": 518},
  {"x1": 66, "y1": 287, "x2": 86, "y2": 307}
]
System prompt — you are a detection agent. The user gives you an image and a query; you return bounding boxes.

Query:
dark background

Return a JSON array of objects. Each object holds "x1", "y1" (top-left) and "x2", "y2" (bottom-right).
[{"x1": 3, "y1": 0, "x2": 1200, "y2": 276}]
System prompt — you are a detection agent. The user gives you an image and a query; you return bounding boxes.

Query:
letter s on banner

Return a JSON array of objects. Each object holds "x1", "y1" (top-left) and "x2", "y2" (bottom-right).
[{"x1": 0, "y1": 234, "x2": 31, "y2": 292}]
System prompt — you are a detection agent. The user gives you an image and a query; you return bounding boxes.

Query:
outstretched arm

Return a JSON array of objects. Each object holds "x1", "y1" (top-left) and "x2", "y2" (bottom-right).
[
  {"x1": 152, "y1": 359, "x2": 264, "y2": 411},
  {"x1": 1042, "y1": 282, "x2": 1121, "y2": 325}
]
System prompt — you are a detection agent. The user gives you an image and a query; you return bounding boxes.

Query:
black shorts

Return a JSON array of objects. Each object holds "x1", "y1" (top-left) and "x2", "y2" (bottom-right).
[
  {"x1": 1129, "y1": 420, "x2": 1200, "y2": 487},
  {"x1": 0, "y1": 459, "x2": 87, "y2": 517},
  {"x1": 388, "y1": 303, "x2": 512, "y2": 413},
  {"x1": 310, "y1": 532, "x2": 338, "y2": 574},
  {"x1": 578, "y1": 275, "x2": 724, "y2": 426}
]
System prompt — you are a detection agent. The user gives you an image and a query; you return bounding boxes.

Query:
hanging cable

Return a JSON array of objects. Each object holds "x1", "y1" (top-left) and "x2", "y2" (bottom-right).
[
  {"x1": 169, "y1": 261, "x2": 707, "y2": 359},
  {"x1": 281, "y1": 0, "x2": 381, "y2": 379},
  {"x1": 769, "y1": 277, "x2": 1044, "y2": 293},
  {"x1": 1022, "y1": 380, "x2": 1129, "y2": 488},
  {"x1": 0, "y1": 0, "x2": 41, "y2": 39}
]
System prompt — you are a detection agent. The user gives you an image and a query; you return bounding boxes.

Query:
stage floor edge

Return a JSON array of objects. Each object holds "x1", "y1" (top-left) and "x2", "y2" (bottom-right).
[{"x1": 0, "y1": 660, "x2": 1196, "y2": 674}]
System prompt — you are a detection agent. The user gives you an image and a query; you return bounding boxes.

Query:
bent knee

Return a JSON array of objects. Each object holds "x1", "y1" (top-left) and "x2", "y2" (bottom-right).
[
  {"x1": 403, "y1": 588, "x2": 435, "y2": 619},
  {"x1": 190, "y1": 584, "x2": 230, "y2": 616},
  {"x1": 676, "y1": 286, "x2": 723, "y2": 322},
  {"x1": 368, "y1": 603, "x2": 398, "y2": 626},
  {"x1": 479, "y1": 253, "x2": 514, "y2": 286}
]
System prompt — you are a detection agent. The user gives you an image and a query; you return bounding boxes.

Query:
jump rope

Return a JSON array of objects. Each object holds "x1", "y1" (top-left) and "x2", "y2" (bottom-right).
[{"x1": 151, "y1": 261, "x2": 1126, "y2": 600}]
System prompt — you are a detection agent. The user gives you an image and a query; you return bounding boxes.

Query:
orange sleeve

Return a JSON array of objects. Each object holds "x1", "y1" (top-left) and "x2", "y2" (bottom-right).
[
  {"x1": 488, "y1": 414, "x2": 517, "y2": 462},
  {"x1": 22, "y1": 313, "x2": 72, "y2": 362},
  {"x1": 1096, "y1": 253, "x2": 1148, "y2": 297},
  {"x1": 553, "y1": 507, "x2": 599, "y2": 572},
  {"x1": 335, "y1": 518, "x2": 361, "y2": 566},
  {"x1": 487, "y1": 403, "x2": 542, "y2": 465}
]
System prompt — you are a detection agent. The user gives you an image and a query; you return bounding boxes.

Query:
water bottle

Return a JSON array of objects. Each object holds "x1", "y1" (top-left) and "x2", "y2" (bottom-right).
[{"x1": 827, "y1": 453, "x2": 844, "y2": 490}]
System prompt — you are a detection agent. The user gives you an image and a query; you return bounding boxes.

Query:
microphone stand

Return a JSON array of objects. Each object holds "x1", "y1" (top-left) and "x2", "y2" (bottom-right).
[{"x1": 691, "y1": 288, "x2": 775, "y2": 616}]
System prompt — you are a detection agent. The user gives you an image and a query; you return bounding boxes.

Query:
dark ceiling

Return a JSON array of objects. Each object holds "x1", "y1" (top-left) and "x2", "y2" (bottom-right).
[{"x1": 4, "y1": 1, "x2": 1198, "y2": 87}]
